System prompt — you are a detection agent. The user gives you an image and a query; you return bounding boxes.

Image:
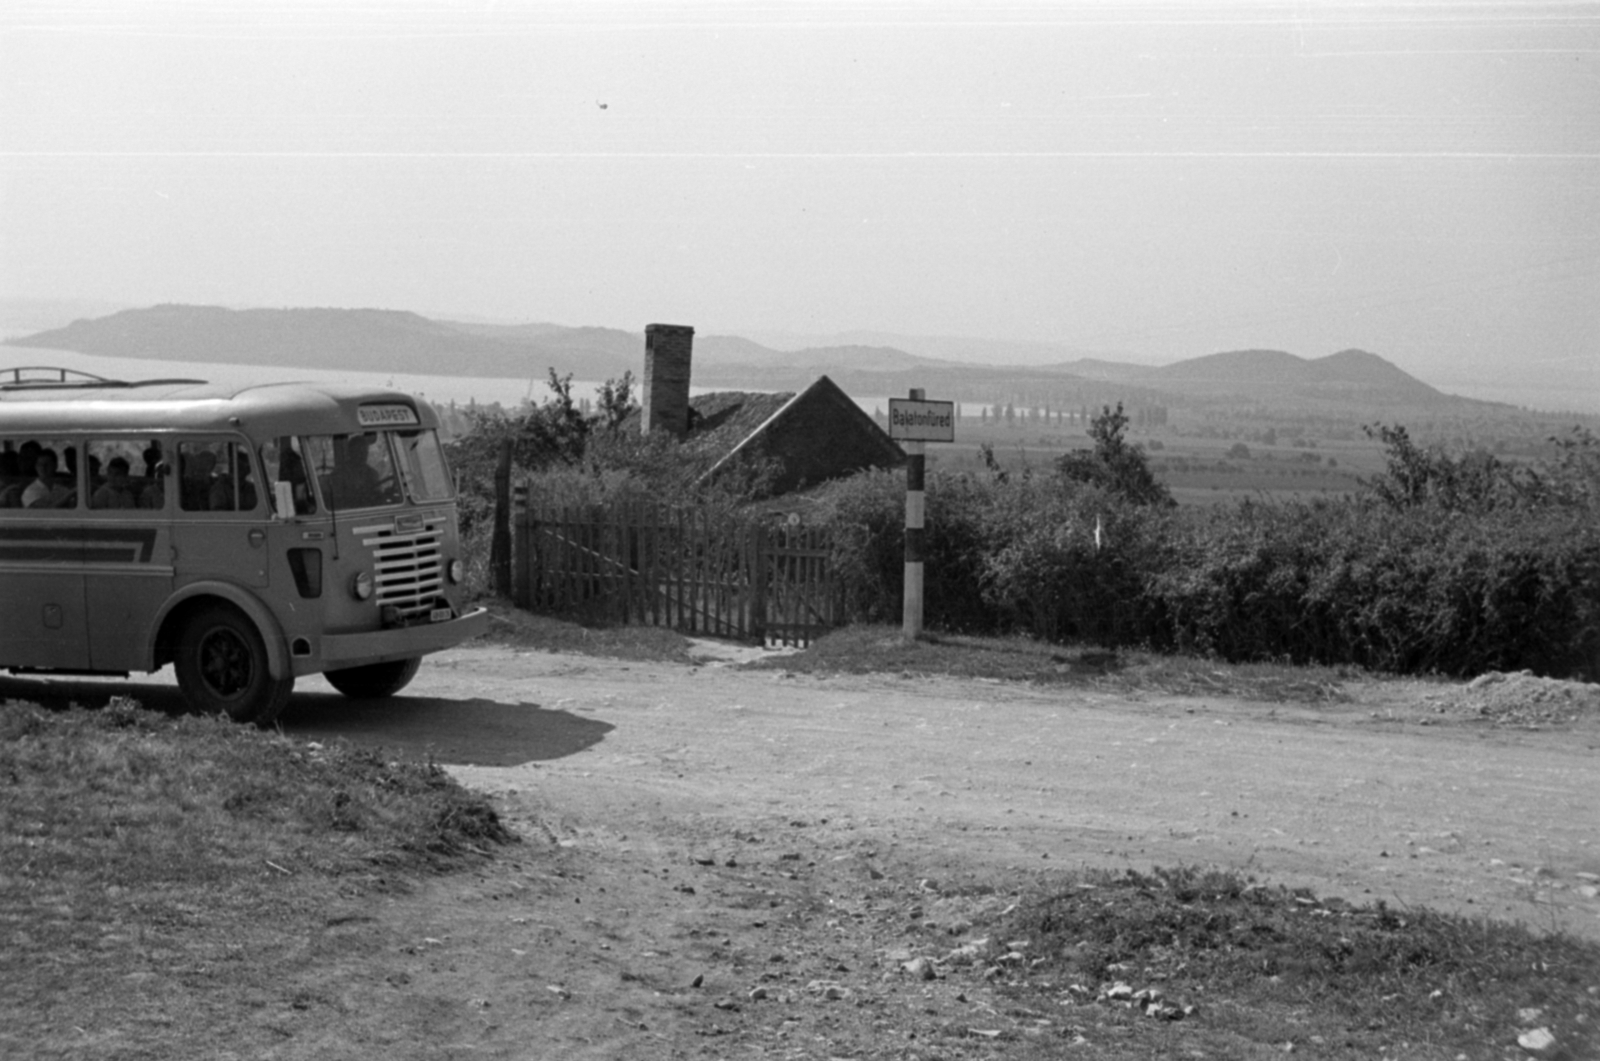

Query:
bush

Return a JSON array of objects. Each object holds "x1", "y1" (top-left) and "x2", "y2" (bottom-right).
[
  {"x1": 1146, "y1": 498, "x2": 1600, "y2": 678},
  {"x1": 1055, "y1": 402, "x2": 1174, "y2": 507},
  {"x1": 463, "y1": 401, "x2": 1600, "y2": 681},
  {"x1": 976, "y1": 476, "x2": 1168, "y2": 644},
  {"x1": 802, "y1": 426, "x2": 1600, "y2": 680}
]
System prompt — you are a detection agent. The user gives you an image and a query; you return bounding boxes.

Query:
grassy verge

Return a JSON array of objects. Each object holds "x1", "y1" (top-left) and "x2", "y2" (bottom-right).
[
  {"x1": 0, "y1": 697, "x2": 516, "y2": 1056},
  {"x1": 966, "y1": 866, "x2": 1600, "y2": 1058},
  {"x1": 744, "y1": 624, "x2": 1357, "y2": 704},
  {"x1": 475, "y1": 598, "x2": 699, "y2": 664}
]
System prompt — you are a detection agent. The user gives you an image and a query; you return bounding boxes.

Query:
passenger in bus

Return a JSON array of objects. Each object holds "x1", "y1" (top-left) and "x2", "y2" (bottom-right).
[
  {"x1": 138, "y1": 463, "x2": 167, "y2": 509},
  {"x1": 23, "y1": 449, "x2": 75, "y2": 508},
  {"x1": 332, "y1": 434, "x2": 386, "y2": 507},
  {"x1": 0, "y1": 450, "x2": 19, "y2": 506},
  {"x1": 207, "y1": 451, "x2": 258, "y2": 512},
  {"x1": 180, "y1": 450, "x2": 218, "y2": 511},
  {"x1": 275, "y1": 442, "x2": 314, "y2": 514},
  {"x1": 91, "y1": 456, "x2": 139, "y2": 509},
  {"x1": 0, "y1": 442, "x2": 40, "y2": 507}
]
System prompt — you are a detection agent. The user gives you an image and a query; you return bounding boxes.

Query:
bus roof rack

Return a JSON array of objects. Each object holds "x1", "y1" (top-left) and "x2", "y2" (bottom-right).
[{"x1": 0, "y1": 366, "x2": 209, "y2": 390}]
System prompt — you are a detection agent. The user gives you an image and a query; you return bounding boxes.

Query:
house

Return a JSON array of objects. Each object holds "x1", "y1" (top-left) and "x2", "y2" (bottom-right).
[{"x1": 637, "y1": 323, "x2": 904, "y2": 496}]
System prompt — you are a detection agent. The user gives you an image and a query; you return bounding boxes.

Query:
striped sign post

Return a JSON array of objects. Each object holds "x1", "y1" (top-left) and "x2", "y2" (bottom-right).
[{"x1": 888, "y1": 389, "x2": 955, "y2": 640}]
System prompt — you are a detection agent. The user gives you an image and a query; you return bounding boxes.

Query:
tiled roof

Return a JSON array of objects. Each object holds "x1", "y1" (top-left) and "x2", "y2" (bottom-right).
[{"x1": 682, "y1": 390, "x2": 794, "y2": 458}]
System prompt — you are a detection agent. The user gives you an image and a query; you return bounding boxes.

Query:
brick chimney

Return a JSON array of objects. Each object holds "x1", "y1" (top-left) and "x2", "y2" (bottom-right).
[{"x1": 642, "y1": 323, "x2": 694, "y2": 438}]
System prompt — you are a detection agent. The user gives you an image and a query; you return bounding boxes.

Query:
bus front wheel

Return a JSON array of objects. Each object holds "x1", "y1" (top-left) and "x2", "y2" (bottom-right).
[
  {"x1": 324, "y1": 657, "x2": 422, "y2": 700},
  {"x1": 175, "y1": 605, "x2": 295, "y2": 726}
]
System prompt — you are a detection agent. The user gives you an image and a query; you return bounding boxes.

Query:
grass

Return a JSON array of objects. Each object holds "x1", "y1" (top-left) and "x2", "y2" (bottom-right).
[
  {"x1": 982, "y1": 865, "x2": 1600, "y2": 1058},
  {"x1": 743, "y1": 623, "x2": 1355, "y2": 704},
  {"x1": 0, "y1": 696, "x2": 517, "y2": 1057},
  {"x1": 474, "y1": 597, "x2": 699, "y2": 664}
]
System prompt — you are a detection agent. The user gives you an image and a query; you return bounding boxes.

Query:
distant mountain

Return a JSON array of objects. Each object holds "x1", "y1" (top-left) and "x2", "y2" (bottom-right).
[
  {"x1": 10, "y1": 305, "x2": 952, "y2": 388},
  {"x1": 0, "y1": 296, "x2": 126, "y2": 339},
  {"x1": 1035, "y1": 358, "x2": 1160, "y2": 382},
  {"x1": 7, "y1": 303, "x2": 1499, "y2": 421},
  {"x1": 13, "y1": 305, "x2": 645, "y2": 382},
  {"x1": 1148, "y1": 347, "x2": 1450, "y2": 406},
  {"x1": 731, "y1": 328, "x2": 1144, "y2": 368},
  {"x1": 439, "y1": 319, "x2": 581, "y2": 341}
]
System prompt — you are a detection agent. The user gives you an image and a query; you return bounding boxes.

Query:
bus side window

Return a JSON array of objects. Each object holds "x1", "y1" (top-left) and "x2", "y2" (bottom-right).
[
  {"x1": 7, "y1": 439, "x2": 79, "y2": 509},
  {"x1": 207, "y1": 445, "x2": 258, "y2": 512},
  {"x1": 138, "y1": 442, "x2": 168, "y2": 510},
  {"x1": 261, "y1": 436, "x2": 316, "y2": 516},
  {"x1": 178, "y1": 440, "x2": 255, "y2": 512},
  {"x1": 0, "y1": 442, "x2": 22, "y2": 507},
  {"x1": 87, "y1": 440, "x2": 145, "y2": 510}
]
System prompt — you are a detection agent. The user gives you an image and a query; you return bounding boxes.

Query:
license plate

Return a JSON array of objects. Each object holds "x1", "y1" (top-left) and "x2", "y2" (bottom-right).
[{"x1": 429, "y1": 607, "x2": 452, "y2": 623}]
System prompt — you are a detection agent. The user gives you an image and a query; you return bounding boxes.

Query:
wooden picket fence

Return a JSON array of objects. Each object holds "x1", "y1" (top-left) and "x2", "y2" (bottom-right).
[{"x1": 512, "y1": 495, "x2": 841, "y2": 647}]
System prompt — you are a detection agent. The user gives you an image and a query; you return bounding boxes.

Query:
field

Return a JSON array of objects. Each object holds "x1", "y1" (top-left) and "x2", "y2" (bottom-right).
[{"x1": 922, "y1": 420, "x2": 1385, "y2": 505}]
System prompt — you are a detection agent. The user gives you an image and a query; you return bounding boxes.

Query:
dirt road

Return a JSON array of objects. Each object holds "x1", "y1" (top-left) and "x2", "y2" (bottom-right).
[
  {"x1": 10, "y1": 642, "x2": 1598, "y2": 1059},
  {"x1": 270, "y1": 643, "x2": 1600, "y2": 939}
]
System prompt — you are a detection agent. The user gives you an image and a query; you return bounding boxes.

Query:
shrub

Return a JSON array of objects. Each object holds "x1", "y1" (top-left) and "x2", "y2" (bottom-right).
[
  {"x1": 1148, "y1": 496, "x2": 1600, "y2": 679},
  {"x1": 1055, "y1": 402, "x2": 1174, "y2": 507},
  {"x1": 807, "y1": 445, "x2": 1600, "y2": 679},
  {"x1": 469, "y1": 405, "x2": 1600, "y2": 681}
]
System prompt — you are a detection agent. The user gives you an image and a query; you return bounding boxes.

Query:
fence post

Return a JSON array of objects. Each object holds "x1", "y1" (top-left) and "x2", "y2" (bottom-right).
[
  {"x1": 511, "y1": 479, "x2": 528, "y2": 607},
  {"x1": 491, "y1": 439, "x2": 512, "y2": 598},
  {"x1": 748, "y1": 520, "x2": 768, "y2": 645}
]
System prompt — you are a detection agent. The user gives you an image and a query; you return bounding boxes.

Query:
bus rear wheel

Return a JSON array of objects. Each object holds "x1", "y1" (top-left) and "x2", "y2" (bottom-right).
[
  {"x1": 324, "y1": 657, "x2": 422, "y2": 700},
  {"x1": 175, "y1": 605, "x2": 294, "y2": 726}
]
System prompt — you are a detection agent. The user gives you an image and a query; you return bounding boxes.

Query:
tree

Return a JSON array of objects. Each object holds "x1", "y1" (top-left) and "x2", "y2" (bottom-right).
[
  {"x1": 595, "y1": 370, "x2": 637, "y2": 431},
  {"x1": 1055, "y1": 402, "x2": 1173, "y2": 506},
  {"x1": 1362, "y1": 423, "x2": 1532, "y2": 512}
]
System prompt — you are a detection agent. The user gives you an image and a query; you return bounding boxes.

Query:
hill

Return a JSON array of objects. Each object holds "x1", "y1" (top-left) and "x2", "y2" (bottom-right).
[
  {"x1": 13, "y1": 305, "x2": 645, "y2": 382},
  {"x1": 7, "y1": 303, "x2": 1522, "y2": 427},
  {"x1": 1146, "y1": 347, "x2": 1451, "y2": 407}
]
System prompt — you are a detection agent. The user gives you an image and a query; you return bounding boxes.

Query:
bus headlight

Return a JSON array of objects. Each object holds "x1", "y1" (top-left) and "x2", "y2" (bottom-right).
[
  {"x1": 351, "y1": 571, "x2": 374, "y2": 601},
  {"x1": 448, "y1": 558, "x2": 465, "y2": 584}
]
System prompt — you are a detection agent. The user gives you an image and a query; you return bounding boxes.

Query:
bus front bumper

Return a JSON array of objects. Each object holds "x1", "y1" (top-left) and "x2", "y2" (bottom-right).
[{"x1": 310, "y1": 606, "x2": 491, "y2": 673}]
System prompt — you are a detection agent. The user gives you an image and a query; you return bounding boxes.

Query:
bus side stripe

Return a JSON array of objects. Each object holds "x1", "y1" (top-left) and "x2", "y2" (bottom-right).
[{"x1": 0, "y1": 526, "x2": 159, "y2": 563}]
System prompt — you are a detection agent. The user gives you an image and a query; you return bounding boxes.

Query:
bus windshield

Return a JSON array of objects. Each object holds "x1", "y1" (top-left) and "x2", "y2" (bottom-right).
[
  {"x1": 393, "y1": 429, "x2": 454, "y2": 502},
  {"x1": 305, "y1": 432, "x2": 403, "y2": 511}
]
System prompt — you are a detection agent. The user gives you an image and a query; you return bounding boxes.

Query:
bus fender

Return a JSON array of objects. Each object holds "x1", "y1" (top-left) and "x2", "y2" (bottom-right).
[{"x1": 150, "y1": 583, "x2": 292, "y2": 682}]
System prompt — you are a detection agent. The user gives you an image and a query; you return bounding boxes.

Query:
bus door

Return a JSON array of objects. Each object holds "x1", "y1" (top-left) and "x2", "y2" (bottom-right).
[
  {"x1": 1, "y1": 531, "x2": 88, "y2": 670},
  {"x1": 169, "y1": 439, "x2": 271, "y2": 591},
  {"x1": 0, "y1": 437, "x2": 88, "y2": 669},
  {"x1": 81, "y1": 438, "x2": 176, "y2": 672}
]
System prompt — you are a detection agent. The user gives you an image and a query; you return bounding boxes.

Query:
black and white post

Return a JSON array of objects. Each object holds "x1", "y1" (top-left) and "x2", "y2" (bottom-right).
[
  {"x1": 887, "y1": 387, "x2": 954, "y2": 641},
  {"x1": 903, "y1": 430, "x2": 926, "y2": 638}
]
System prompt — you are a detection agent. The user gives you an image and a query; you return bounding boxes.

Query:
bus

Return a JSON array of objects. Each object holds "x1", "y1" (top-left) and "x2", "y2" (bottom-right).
[{"x1": 0, "y1": 366, "x2": 488, "y2": 725}]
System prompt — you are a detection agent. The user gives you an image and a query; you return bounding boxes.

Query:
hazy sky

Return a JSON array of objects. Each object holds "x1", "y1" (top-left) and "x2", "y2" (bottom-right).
[{"x1": 2, "y1": 1, "x2": 1597, "y2": 407}]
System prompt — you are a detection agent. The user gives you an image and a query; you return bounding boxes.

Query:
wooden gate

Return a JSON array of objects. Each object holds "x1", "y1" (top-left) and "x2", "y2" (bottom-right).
[{"x1": 513, "y1": 499, "x2": 841, "y2": 647}]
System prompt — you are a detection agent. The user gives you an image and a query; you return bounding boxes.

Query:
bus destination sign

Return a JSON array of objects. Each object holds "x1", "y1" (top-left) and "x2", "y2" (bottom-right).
[
  {"x1": 887, "y1": 398, "x2": 955, "y2": 442},
  {"x1": 357, "y1": 403, "x2": 419, "y2": 427}
]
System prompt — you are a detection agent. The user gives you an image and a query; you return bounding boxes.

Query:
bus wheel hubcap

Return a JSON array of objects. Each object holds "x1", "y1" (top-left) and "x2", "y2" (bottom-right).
[{"x1": 199, "y1": 630, "x2": 251, "y2": 698}]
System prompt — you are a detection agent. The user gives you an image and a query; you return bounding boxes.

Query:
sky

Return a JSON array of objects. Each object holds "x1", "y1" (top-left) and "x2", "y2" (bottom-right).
[{"x1": 2, "y1": 1, "x2": 1597, "y2": 410}]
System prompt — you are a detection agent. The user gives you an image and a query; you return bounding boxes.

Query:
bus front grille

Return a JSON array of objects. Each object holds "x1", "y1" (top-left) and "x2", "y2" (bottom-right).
[{"x1": 361, "y1": 522, "x2": 446, "y2": 618}]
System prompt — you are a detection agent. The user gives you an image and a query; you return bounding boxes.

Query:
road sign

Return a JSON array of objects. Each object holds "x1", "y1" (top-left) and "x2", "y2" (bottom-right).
[{"x1": 888, "y1": 398, "x2": 956, "y2": 442}]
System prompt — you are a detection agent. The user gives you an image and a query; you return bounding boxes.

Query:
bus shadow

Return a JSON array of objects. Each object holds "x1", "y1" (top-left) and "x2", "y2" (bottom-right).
[
  {"x1": 0, "y1": 676, "x2": 613, "y2": 767},
  {"x1": 0, "y1": 675, "x2": 191, "y2": 716},
  {"x1": 279, "y1": 692, "x2": 614, "y2": 766}
]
